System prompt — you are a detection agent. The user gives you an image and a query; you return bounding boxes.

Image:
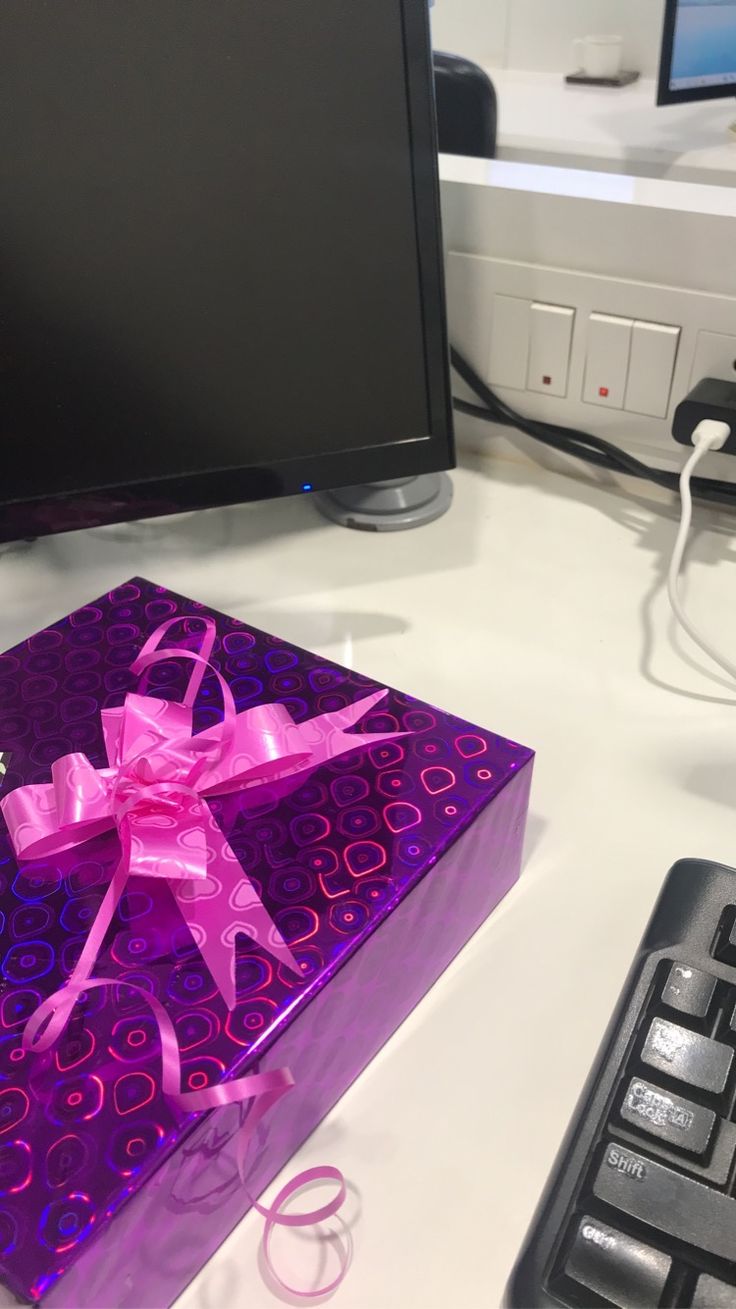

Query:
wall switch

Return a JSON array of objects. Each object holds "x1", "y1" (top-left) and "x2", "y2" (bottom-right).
[
  {"x1": 444, "y1": 249, "x2": 736, "y2": 477},
  {"x1": 625, "y1": 321, "x2": 680, "y2": 419},
  {"x1": 690, "y1": 330, "x2": 736, "y2": 389},
  {"x1": 489, "y1": 294, "x2": 531, "y2": 391},
  {"x1": 582, "y1": 313, "x2": 633, "y2": 409},
  {"x1": 527, "y1": 303, "x2": 575, "y2": 397}
]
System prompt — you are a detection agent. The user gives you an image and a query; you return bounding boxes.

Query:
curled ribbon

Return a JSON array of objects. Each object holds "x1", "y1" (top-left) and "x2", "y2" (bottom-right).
[
  {"x1": 1, "y1": 615, "x2": 396, "y2": 1294},
  {"x1": 254, "y1": 1167, "x2": 352, "y2": 1298}
]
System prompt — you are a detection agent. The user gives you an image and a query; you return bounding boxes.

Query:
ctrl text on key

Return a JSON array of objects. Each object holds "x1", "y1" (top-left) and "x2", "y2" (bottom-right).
[{"x1": 581, "y1": 1222, "x2": 616, "y2": 1252}]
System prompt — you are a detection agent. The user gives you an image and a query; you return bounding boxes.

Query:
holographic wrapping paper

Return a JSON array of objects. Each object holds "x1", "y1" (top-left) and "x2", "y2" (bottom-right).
[{"x1": 0, "y1": 577, "x2": 533, "y2": 1306}]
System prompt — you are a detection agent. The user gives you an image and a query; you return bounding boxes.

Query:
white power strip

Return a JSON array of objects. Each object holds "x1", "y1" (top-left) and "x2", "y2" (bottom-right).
[
  {"x1": 440, "y1": 158, "x2": 736, "y2": 482},
  {"x1": 446, "y1": 252, "x2": 736, "y2": 479}
]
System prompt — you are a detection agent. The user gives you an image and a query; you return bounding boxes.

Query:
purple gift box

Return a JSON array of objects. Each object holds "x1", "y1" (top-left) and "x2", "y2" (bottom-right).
[{"x1": 0, "y1": 577, "x2": 533, "y2": 1307}]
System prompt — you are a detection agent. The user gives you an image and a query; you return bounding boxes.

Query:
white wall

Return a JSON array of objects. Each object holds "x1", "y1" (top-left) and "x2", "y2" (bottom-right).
[
  {"x1": 507, "y1": 0, "x2": 666, "y2": 76},
  {"x1": 431, "y1": 0, "x2": 510, "y2": 66},
  {"x1": 432, "y1": 0, "x2": 667, "y2": 77}
]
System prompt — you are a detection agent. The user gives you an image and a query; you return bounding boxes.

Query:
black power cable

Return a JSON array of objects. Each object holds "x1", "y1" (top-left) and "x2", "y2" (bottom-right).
[{"x1": 450, "y1": 346, "x2": 736, "y2": 509}]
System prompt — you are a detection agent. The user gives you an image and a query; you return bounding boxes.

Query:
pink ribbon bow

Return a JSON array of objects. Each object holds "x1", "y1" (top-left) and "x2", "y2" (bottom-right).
[{"x1": 1, "y1": 615, "x2": 398, "y2": 1012}]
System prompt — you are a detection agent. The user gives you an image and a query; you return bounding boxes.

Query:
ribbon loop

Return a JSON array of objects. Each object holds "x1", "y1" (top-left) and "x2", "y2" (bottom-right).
[
  {"x1": 256, "y1": 1167, "x2": 353, "y2": 1298},
  {"x1": 131, "y1": 614, "x2": 217, "y2": 708},
  {"x1": 131, "y1": 649, "x2": 237, "y2": 760},
  {"x1": 22, "y1": 983, "x2": 82, "y2": 1052}
]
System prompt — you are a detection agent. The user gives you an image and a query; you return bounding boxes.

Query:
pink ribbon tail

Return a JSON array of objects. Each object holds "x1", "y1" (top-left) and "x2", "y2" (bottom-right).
[
  {"x1": 25, "y1": 969, "x2": 349, "y2": 1298},
  {"x1": 22, "y1": 970, "x2": 295, "y2": 1116}
]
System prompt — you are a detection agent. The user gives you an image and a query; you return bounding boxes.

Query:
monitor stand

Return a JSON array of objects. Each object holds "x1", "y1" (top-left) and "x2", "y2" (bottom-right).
[{"x1": 315, "y1": 473, "x2": 452, "y2": 531}]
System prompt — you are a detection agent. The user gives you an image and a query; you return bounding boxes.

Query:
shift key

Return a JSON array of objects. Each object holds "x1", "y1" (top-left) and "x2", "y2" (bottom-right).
[
  {"x1": 641, "y1": 1018, "x2": 733, "y2": 1093},
  {"x1": 595, "y1": 1143, "x2": 736, "y2": 1263}
]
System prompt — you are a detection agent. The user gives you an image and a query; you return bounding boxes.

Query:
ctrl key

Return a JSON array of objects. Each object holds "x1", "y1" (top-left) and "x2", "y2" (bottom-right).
[
  {"x1": 692, "y1": 1274, "x2": 736, "y2": 1307},
  {"x1": 565, "y1": 1216, "x2": 672, "y2": 1308}
]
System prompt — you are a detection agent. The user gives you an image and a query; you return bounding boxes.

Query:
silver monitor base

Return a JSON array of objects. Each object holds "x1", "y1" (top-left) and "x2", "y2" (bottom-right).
[{"x1": 315, "y1": 473, "x2": 453, "y2": 531}]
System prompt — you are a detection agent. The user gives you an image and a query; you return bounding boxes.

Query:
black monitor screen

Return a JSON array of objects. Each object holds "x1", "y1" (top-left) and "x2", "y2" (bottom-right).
[
  {"x1": 659, "y1": 0, "x2": 736, "y2": 103},
  {"x1": 0, "y1": 0, "x2": 450, "y2": 532}
]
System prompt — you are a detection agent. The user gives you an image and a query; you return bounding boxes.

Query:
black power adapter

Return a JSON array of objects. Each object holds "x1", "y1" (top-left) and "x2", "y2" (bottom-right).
[{"x1": 673, "y1": 378, "x2": 736, "y2": 455}]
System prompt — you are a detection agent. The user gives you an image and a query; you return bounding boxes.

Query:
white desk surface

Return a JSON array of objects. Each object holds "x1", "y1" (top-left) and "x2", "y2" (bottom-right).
[
  {"x1": 488, "y1": 68, "x2": 736, "y2": 186},
  {"x1": 2, "y1": 447, "x2": 736, "y2": 1308}
]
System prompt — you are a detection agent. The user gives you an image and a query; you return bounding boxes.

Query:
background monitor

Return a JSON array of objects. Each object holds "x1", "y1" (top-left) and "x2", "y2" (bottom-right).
[
  {"x1": 0, "y1": 0, "x2": 452, "y2": 542},
  {"x1": 658, "y1": 0, "x2": 736, "y2": 105}
]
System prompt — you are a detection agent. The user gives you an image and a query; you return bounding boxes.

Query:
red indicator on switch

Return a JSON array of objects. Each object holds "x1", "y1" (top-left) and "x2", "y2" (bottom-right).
[
  {"x1": 599, "y1": 386, "x2": 610, "y2": 398},
  {"x1": 542, "y1": 375, "x2": 552, "y2": 386}
]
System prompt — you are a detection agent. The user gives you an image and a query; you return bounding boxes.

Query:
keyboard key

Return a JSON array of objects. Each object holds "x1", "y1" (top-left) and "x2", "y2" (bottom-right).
[
  {"x1": 594, "y1": 1142, "x2": 736, "y2": 1263},
  {"x1": 662, "y1": 963, "x2": 716, "y2": 1018},
  {"x1": 692, "y1": 1273, "x2": 736, "y2": 1307},
  {"x1": 620, "y1": 1078, "x2": 715, "y2": 1155},
  {"x1": 715, "y1": 917, "x2": 736, "y2": 967},
  {"x1": 642, "y1": 1018, "x2": 733, "y2": 1094},
  {"x1": 565, "y1": 1215, "x2": 671, "y2": 1309}
]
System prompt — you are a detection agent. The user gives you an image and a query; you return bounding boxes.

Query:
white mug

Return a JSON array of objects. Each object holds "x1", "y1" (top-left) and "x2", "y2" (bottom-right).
[{"x1": 573, "y1": 34, "x2": 624, "y2": 80}]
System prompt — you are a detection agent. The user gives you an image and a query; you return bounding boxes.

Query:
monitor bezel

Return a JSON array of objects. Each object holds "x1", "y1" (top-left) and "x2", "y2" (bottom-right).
[
  {"x1": 0, "y1": 0, "x2": 453, "y2": 543},
  {"x1": 657, "y1": 0, "x2": 736, "y2": 105}
]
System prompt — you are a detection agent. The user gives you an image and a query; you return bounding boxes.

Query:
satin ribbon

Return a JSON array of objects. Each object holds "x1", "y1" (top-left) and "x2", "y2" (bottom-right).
[{"x1": 2, "y1": 615, "x2": 393, "y2": 1295}]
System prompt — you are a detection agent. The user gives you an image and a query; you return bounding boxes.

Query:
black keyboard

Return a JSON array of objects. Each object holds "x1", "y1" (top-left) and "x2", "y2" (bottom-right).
[{"x1": 506, "y1": 860, "x2": 736, "y2": 1308}]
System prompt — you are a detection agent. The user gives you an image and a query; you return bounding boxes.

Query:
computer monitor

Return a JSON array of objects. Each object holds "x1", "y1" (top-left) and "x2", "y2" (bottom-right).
[
  {"x1": 658, "y1": 0, "x2": 736, "y2": 105},
  {"x1": 0, "y1": 1, "x2": 452, "y2": 543}
]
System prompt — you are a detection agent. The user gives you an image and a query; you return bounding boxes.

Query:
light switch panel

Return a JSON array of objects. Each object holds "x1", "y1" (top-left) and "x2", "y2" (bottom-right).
[
  {"x1": 489, "y1": 295, "x2": 531, "y2": 391},
  {"x1": 625, "y1": 321, "x2": 680, "y2": 419},
  {"x1": 528, "y1": 303, "x2": 575, "y2": 398},
  {"x1": 583, "y1": 314, "x2": 633, "y2": 409}
]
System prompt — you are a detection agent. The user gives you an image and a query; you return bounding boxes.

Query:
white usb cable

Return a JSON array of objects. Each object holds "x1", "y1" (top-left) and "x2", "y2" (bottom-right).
[{"x1": 667, "y1": 418, "x2": 734, "y2": 681}]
